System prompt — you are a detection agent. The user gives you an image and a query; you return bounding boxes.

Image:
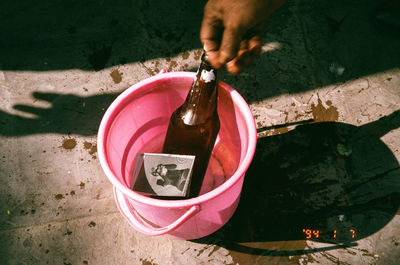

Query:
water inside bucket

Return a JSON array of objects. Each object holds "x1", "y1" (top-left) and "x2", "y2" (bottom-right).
[{"x1": 124, "y1": 131, "x2": 230, "y2": 196}]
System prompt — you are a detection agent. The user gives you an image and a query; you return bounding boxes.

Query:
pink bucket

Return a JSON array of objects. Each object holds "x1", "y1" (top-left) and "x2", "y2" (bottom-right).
[{"x1": 98, "y1": 71, "x2": 257, "y2": 240}]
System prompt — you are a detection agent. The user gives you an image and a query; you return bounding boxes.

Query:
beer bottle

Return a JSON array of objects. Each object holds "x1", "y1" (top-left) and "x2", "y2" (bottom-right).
[{"x1": 162, "y1": 52, "x2": 220, "y2": 198}]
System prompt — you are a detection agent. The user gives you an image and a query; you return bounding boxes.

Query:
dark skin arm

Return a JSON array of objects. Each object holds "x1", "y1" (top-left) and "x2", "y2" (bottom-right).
[{"x1": 200, "y1": 0, "x2": 286, "y2": 74}]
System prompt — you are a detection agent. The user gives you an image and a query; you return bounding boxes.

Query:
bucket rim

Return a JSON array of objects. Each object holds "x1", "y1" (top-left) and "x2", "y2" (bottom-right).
[{"x1": 97, "y1": 71, "x2": 257, "y2": 208}]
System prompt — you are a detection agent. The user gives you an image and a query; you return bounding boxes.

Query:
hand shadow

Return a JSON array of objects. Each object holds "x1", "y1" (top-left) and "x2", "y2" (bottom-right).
[
  {"x1": 0, "y1": 91, "x2": 118, "y2": 137},
  {"x1": 194, "y1": 110, "x2": 400, "y2": 256}
]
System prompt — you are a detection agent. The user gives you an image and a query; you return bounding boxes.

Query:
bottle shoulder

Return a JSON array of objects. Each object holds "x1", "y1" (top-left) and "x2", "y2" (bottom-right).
[{"x1": 169, "y1": 108, "x2": 220, "y2": 128}]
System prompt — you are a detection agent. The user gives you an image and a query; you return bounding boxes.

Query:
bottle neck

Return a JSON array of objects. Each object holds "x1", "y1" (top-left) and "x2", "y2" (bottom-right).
[{"x1": 180, "y1": 54, "x2": 218, "y2": 124}]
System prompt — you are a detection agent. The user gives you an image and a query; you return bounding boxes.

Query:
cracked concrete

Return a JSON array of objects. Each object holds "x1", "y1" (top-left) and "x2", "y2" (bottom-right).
[{"x1": 1, "y1": 0, "x2": 400, "y2": 264}]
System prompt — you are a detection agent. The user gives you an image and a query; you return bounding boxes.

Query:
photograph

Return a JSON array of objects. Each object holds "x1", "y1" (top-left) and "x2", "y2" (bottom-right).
[{"x1": 131, "y1": 153, "x2": 195, "y2": 197}]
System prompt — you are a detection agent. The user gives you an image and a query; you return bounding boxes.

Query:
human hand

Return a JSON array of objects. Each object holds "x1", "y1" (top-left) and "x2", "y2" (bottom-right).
[{"x1": 200, "y1": 0, "x2": 286, "y2": 74}]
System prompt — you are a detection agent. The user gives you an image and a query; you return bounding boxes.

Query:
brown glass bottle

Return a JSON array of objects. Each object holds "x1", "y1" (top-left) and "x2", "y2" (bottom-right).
[{"x1": 162, "y1": 53, "x2": 220, "y2": 198}]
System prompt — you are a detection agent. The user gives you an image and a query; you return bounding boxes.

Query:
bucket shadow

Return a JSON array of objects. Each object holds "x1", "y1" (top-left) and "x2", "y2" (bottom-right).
[{"x1": 194, "y1": 110, "x2": 400, "y2": 255}]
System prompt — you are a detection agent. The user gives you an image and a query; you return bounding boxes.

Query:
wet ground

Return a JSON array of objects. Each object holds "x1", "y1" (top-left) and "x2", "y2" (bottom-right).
[{"x1": 0, "y1": 0, "x2": 399, "y2": 264}]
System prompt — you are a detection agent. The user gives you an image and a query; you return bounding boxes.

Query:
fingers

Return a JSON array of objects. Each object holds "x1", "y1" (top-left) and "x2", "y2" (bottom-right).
[
  {"x1": 217, "y1": 25, "x2": 246, "y2": 66},
  {"x1": 201, "y1": 20, "x2": 246, "y2": 69},
  {"x1": 200, "y1": 6, "x2": 248, "y2": 70},
  {"x1": 32, "y1": 92, "x2": 60, "y2": 102},
  {"x1": 200, "y1": 0, "x2": 278, "y2": 74},
  {"x1": 201, "y1": 15, "x2": 264, "y2": 74},
  {"x1": 226, "y1": 35, "x2": 263, "y2": 74},
  {"x1": 13, "y1": 105, "x2": 48, "y2": 116},
  {"x1": 202, "y1": 25, "x2": 254, "y2": 73},
  {"x1": 13, "y1": 92, "x2": 60, "y2": 116}
]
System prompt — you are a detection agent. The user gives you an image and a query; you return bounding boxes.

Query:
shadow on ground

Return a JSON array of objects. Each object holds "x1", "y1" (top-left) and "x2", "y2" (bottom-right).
[
  {"x1": 0, "y1": 0, "x2": 399, "y2": 91},
  {"x1": 193, "y1": 110, "x2": 400, "y2": 256},
  {"x1": 0, "y1": 0, "x2": 204, "y2": 71},
  {"x1": 1, "y1": 0, "x2": 399, "y2": 261},
  {"x1": 1, "y1": 0, "x2": 399, "y2": 137},
  {"x1": 0, "y1": 92, "x2": 118, "y2": 137}
]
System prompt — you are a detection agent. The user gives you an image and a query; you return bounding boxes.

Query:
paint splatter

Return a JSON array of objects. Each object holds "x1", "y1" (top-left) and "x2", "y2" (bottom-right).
[
  {"x1": 79, "y1": 182, "x2": 86, "y2": 189},
  {"x1": 83, "y1": 141, "x2": 97, "y2": 159},
  {"x1": 194, "y1": 50, "x2": 202, "y2": 60},
  {"x1": 182, "y1": 51, "x2": 190, "y2": 59},
  {"x1": 54, "y1": 194, "x2": 65, "y2": 200},
  {"x1": 62, "y1": 138, "x2": 77, "y2": 150},
  {"x1": 311, "y1": 98, "x2": 339, "y2": 122},
  {"x1": 110, "y1": 69, "x2": 122, "y2": 84},
  {"x1": 140, "y1": 258, "x2": 158, "y2": 265}
]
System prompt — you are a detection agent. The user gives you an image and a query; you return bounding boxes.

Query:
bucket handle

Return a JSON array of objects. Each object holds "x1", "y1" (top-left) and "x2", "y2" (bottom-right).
[{"x1": 114, "y1": 187, "x2": 200, "y2": 236}]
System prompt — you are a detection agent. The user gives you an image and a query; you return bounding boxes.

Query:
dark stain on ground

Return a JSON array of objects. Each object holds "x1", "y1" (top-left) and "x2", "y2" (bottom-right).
[
  {"x1": 88, "y1": 221, "x2": 96, "y2": 227},
  {"x1": 182, "y1": 51, "x2": 190, "y2": 60},
  {"x1": 79, "y1": 182, "x2": 86, "y2": 189},
  {"x1": 84, "y1": 141, "x2": 97, "y2": 159},
  {"x1": 140, "y1": 258, "x2": 158, "y2": 265},
  {"x1": 141, "y1": 62, "x2": 157, "y2": 76},
  {"x1": 168, "y1": 60, "x2": 178, "y2": 71},
  {"x1": 54, "y1": 194, "x2": 65, "y2": 200},
  {"x1": 151, "y1": 60, "x2": 161, "y2": 74},
  {"x1": 311, "y1": 98, "x2": 339, "y2": 122},
  {"x1": 62, "y1": 138, "x2": 77, "y2": 150},
  {"x1": 110, "y1": 69, "x2": 123, "y2": 84},
  {"x1": 65, "y1": 230, "x2": 72, "y2": 236},
  {"x1": 194, "y1": 50, "x2": 202, "y2": 60},
  {"x1": 87, "y1": 44, "x2": 113, "y2": 71}
]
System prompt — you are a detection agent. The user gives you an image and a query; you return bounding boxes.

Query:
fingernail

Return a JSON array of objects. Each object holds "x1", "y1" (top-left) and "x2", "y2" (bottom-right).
[{"x1": 203, "y1": 43, "x2": 213, "y2": 52}]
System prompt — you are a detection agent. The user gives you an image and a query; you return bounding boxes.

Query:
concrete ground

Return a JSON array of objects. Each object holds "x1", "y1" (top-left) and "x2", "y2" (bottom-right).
[{"x1": 1, "y1": 0, "x2": 399, "y2": 264}]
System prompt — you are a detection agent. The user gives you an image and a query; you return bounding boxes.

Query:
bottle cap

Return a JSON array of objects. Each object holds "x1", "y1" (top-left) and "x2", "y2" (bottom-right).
[{"x1": 201, "y1": 51, "x2": 212, "y2": 67}]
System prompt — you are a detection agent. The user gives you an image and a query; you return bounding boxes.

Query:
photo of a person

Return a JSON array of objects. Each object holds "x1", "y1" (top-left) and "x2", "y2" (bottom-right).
[
  {"x1": 151, "y1": 163, "x2": 189, "y2": 191},
  {"x1": 131, "y1": 153, "x2": 195, "y2": 197}
]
